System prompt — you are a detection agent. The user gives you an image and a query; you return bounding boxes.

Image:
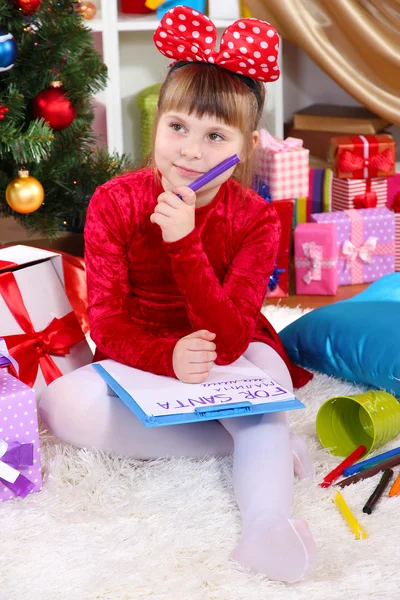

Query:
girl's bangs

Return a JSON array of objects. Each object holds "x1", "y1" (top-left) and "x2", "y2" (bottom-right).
[{"x1": 158, "y1": 65, "x2": 254, "y2": 130}]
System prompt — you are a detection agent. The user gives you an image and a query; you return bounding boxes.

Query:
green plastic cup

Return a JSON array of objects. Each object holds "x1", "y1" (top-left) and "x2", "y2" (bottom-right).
[{"x1": 316, "y1": 391, "x2": 400, "y2": 457}]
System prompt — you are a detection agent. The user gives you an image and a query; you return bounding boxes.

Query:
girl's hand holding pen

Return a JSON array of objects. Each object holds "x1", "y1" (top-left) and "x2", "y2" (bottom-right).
[{"x1": 150, "y1": 186, "x2": 196, "y2": 243}]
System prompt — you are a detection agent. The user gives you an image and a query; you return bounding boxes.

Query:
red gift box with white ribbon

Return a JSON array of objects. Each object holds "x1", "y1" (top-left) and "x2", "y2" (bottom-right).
[{"x1": 331, "y1": 134, "x2": 395, "y2": 180}]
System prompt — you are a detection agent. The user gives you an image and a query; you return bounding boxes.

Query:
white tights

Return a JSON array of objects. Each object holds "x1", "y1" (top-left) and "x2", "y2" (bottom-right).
[{"x1": 39, "y1": 342, "x2": 316, "y2": 583}]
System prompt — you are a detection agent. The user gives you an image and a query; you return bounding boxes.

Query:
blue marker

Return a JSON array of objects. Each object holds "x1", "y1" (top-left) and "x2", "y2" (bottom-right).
[{"x1": 343, "y1": 445, "x2": 400, "y2": 477}]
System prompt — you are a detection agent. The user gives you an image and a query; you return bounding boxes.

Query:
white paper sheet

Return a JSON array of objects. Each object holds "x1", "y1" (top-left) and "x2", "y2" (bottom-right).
[{"x1": 99, "y1": 357, "x2": 296, "y2": 417}]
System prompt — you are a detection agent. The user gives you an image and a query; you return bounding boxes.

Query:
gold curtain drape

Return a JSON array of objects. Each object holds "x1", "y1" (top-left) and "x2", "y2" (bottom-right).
[{"x1": 245, "y1": 0, "x2": 400, "y2": 124}]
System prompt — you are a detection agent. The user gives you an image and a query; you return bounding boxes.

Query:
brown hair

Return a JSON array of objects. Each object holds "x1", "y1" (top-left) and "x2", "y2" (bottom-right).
[{"x1": 148, "y1": 62, "x2": 266, "y2": 189}]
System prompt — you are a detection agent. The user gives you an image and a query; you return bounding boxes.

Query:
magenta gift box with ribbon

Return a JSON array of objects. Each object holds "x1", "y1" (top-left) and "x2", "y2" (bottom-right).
[
  {"x1": 0, "y1": 368, "x2": 42, "y2": 502},
  {"x1": 255, "y1": 130, "x2": 310, "y2": 201},
  {"x1": 311, "y1": 207, "x2": 395, "y2": 286},
  {"x1": 294, "y1": 223, "x2": 338, "y2": 295}
]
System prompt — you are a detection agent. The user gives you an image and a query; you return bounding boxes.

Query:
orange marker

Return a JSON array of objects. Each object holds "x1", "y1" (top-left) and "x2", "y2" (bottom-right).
[{"x1": 389, "y1": 472, "x2": 400, "y2": 497}]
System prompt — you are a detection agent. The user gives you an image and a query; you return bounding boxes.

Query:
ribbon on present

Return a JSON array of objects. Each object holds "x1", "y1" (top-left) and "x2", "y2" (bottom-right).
[
  {"x1": 0, "y1": 272, "x2": 86, "y2": 387},
  {"x1": 340, "y1": 209, "x2": 395, "y2": 283},
  {"x1": 0, "y1": 439, "x2": 35, "y2": 499},
  {"x1": 0, "y1": 338, "x2": 19, "y2": 377},
  {"x1": 295, "y1": 242, "x2": 337, "y2": 285},
  {"x1": 352, "y1": 178, "x2": 378, "y2": 209},
  {"x1": 338, "y1": 148, "x2": 394, "y2": 175},
  {"x1": 259, "y1": 129, "x2": 304, "y2": 153},
  {"x1": 336, "y1": 135, "x2": 395, "y2": 179},
  {"x1": 342, "y1": 236, "x2": 377, "y2": 267},
  {"x1": 392, "y1": 192, "x2": 400, "y2": 213}
]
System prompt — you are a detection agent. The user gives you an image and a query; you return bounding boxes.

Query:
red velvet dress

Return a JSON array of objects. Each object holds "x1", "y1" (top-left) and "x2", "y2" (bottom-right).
[{"x1": 84, "y1": 169, "x2": 312, "y2": 388}]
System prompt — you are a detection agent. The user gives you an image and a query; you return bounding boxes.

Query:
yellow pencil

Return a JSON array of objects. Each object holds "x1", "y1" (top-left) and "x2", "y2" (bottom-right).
[
  {"x1": 389, "y1": 472, "x2": 400, "y2": 497},
  {"x1": 334, "y1": 491, "x2": 368, "y2": 540}
]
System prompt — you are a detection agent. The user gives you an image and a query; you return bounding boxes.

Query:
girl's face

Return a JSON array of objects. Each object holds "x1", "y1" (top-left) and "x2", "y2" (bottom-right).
[{"x1": 154, "y1": 110, "x2": 257, "y2": 206}]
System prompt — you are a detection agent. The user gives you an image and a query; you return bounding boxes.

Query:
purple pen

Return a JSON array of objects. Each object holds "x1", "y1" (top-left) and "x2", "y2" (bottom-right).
[
  {"x1": 187, "y1": 154, "x2": 240, "y2": 193},
  {"x1": 175, "y1": 154, "x2": 240, "y2": 200}
]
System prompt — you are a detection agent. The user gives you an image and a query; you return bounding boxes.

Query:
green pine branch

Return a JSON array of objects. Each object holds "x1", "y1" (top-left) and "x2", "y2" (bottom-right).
[
  {"x1": 0, "y1": 0, "x2": 132, "y2": 236},
  {"x1": 0, "y1": 118, "x2": 54, "y2": 164}
]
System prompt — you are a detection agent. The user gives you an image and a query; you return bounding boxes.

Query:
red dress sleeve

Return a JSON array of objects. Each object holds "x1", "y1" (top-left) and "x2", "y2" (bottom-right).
[
  {"x1": 164, "y1": 200, "x2": 281, "y2": 364},
  {"x1": 84, "y1": 185, "x2": 177, "y2": 377}
]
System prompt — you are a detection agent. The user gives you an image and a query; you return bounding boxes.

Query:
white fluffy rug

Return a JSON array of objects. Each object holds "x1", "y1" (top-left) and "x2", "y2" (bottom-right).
[{"x1": 1, "y1": 305, "x2": 399, "y2": 600}]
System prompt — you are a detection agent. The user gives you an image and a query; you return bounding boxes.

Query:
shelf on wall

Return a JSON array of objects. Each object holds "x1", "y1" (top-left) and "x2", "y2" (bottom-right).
[
  {"x1": 116, "y1": 13, "x2": 237, "y2": 32},
  {"x1": 86, "y1": 18, "x2": 104, "y2": 32}
]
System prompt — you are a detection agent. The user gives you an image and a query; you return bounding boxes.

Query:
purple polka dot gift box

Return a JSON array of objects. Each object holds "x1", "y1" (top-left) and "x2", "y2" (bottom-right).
[
  {"x1": 0, "y1": 372, "x2": 42, "y2": 503},
  {"x1": 311, "y1": 207, "x2": 395, "y2": 286}
]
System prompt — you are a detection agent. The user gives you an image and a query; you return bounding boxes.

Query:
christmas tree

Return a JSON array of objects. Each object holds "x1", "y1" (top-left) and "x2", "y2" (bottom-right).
[{"x1": 0, "y1": 0, "x2": 131, "y2": 235}]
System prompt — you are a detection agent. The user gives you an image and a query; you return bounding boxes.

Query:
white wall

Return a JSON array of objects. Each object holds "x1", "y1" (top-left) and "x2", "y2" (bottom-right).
[{"x1": 282, "y1": 40, "x2": 400, "y2": 163}]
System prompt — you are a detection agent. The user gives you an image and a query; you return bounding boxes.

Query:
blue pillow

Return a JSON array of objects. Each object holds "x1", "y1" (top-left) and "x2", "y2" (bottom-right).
[{"x1": 279, "y1": 274, "x2": 400, "y2": 396}]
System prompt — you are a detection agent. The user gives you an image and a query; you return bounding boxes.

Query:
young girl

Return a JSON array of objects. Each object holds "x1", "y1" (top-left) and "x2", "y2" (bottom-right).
[{"x1": 40, "y1": 6, "x2": 316, "y2": 583}]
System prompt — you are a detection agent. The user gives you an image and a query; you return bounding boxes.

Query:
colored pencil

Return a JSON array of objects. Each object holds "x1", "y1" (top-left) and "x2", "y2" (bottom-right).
[
  {"x1": 389, "y1": 472, "x2": 400, "y2": 497},
  {"x1": 362, "y1": 469, "x2": 394, "y2": 514},
  {"x1": 334, "y1": 491, "x2": 368, "y2": 540},
  {"x1": 320, "y1": 445, "x2": 367, "y2": 488},
  {"x1": 336, "y1": 454, "x2": 400, "y2": 488},
  {"x1": 343, "y1": 445, "x2": 400, "y2": 477}
]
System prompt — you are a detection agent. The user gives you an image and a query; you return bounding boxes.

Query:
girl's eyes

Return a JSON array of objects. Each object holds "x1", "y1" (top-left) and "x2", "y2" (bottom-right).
[
  {"x1": 208, "y1": 133, "x2": 224, "y2": 142},
  {"x1": 169, "y1": 123, "x2": 224, "y2": 142},
  {"x1": 170, "y1": 122, "x2": 185, "y2": 132}
]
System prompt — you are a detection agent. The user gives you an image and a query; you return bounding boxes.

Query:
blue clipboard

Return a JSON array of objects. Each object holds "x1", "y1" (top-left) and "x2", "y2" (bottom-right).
[{"x1": 92, "y1": 364, "x2": 305, "y2": 428}]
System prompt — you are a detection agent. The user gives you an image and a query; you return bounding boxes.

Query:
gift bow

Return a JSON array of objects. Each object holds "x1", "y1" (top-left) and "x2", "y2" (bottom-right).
[
  {"x1": 259, "y1": 129, "x2": 303, "y2": 152},
  {"x1": 0, "y1": 271, "x2": 85, "y2": 387},
  {"x1": 0, "y1": 439, "x2": 36, "y2": 499},
  {"x1": 301, "y1": 242, "x2": 323, "y2": 284},
  {"x1": 353, "y1": 191, "x2": 378, "y2": 209},
  {"x1": 338, "y1": 148, "x2": 394, "y2": 174},
  {"x1": 342, "y1": 236, "x2": 378, "y2": 267},
  {"x1": 154, "y1": 5, "x2": 280, "y2": 82}
]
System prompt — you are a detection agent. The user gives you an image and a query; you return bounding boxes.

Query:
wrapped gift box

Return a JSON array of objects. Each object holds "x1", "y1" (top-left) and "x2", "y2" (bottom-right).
[
  {"x1": 294, "y1": 223, "x2": 338, "y2": 295},
  {"x1": 311, "y1": 207, "x2": 395, "y2": 286},
  {"x1": 393, "y1": 194, "x2": 400, "y2": 272},
  {"x1": 256, "y1": 131, "x2": 309, "y2": 201},
  {"x1": 266, "y1": 200, "x2": 294, "y2": 297},
  {"x1": 395, "y1": 213, "x2": 400, "y2": 272},
  {"x1": 0, "y1": 246, "x2": 93, "y2": 396},
  {"x1": 332, "y1": 176, "x2": 388, "y2": 211},
  {"x1": 331, "y1": 134, "x2": 395, "y2": 180},
  {"x1": 0, "y1": 371, "x2": 42, "y2": 502}
]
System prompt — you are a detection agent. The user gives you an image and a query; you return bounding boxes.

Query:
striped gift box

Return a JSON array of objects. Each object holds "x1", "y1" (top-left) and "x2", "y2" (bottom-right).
[
  {"x1": 332, "y1": 176, "x2": 387, "y2": 211},
  {"x1": 395, "y1": 213, "x2": 400, "y2": 272}
]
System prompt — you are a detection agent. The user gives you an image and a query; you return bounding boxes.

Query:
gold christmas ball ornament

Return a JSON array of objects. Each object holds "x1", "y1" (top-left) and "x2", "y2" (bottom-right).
[
  {"x1": 77, "y1": 1, "x2": 97, "y2": 20},
  {"x1": 6, "y1": 170, "x2": 45, "y2": 214}
]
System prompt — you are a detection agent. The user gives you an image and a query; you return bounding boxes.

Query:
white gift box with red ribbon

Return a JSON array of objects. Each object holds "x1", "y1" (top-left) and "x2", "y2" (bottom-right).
[{"x1": 0, "y1": 245, "x2": 93, "y2": 397}]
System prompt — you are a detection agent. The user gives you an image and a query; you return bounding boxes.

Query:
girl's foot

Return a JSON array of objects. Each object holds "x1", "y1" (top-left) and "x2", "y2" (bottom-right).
[
  {"x1": 291, "y1": 434, "x2": 315, "y2": 479},
  {"x1": 231, "y1": 517, "x2": 316, "y2": 583}
]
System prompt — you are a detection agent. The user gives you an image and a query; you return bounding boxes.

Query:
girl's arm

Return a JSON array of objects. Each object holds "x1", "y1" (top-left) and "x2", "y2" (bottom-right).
[
  {"x1": 84, "y1": 186, "x2": 178, "y2": 377},
  {"x1": 164, "y1": 201, "x2": 280, "y2": 365}
]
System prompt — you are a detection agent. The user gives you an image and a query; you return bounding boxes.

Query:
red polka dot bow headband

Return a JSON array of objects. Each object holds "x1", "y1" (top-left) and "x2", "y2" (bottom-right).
[{"x1": 153, "y1": 5, "x2": 280, "y2": 82}]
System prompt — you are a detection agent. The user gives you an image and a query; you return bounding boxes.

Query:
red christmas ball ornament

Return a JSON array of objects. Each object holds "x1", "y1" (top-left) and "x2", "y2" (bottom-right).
[
  {"x1": 32, "y1": 81, "x2": 76, "y2": 131},
  {"x1": 14, "y1": 0, "x2": 41, "y2": 15},
  {"x1": 0, "y1": 104, "x2": 9, "y2": 120}
]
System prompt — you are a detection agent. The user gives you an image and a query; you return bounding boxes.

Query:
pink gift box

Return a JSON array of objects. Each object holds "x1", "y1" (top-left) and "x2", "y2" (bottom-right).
[
  {"x1": 294, "y1": 223, "x2": 338, "y2": 295},
  {"x1": 311, "y1": 207, "x2": 395, "y2": 286},
  {"x1": 255, "y1": 131, "x2": 309, "y2": 201},
  {"x1": 332, "y1": 176, "x2": 388, "y2": 211},
  {"x1": 0, "y1": 372, "x2": 42, "y2": 502}
]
